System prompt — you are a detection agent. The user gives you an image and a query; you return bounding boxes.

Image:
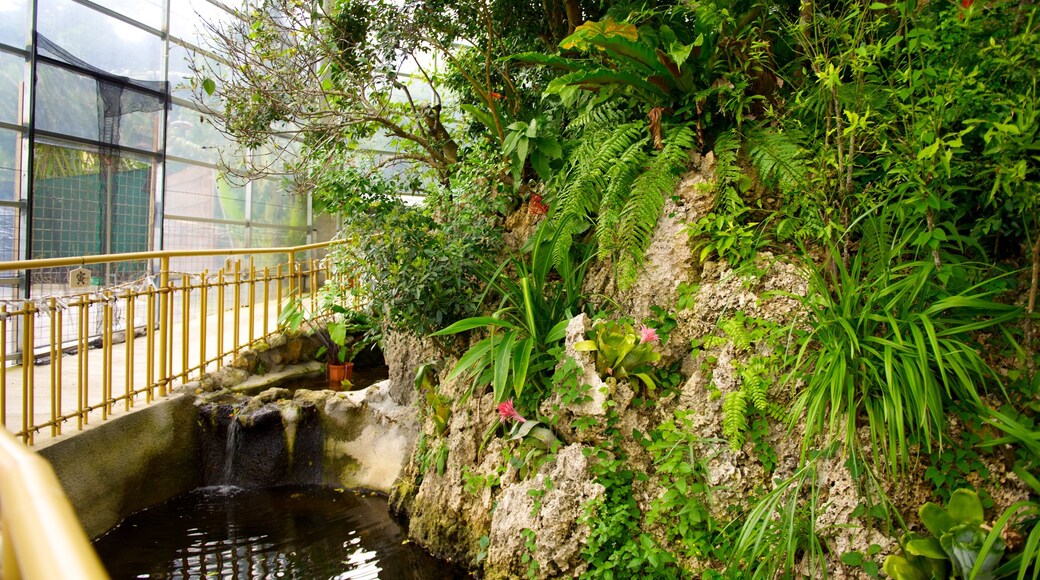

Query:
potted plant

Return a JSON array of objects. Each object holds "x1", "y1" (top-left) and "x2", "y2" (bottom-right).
[{"x1": 278, "y1": 295, "x2": 379, "y2": 390}]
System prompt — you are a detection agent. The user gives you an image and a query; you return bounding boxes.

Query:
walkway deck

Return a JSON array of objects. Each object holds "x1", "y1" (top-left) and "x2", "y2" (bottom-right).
[{"x1": 2, "y1": 300, "x2": 283, "y2": 447}]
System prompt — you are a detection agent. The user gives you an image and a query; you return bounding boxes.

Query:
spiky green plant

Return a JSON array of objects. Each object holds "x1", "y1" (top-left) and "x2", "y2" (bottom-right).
[{"x1": 785, "y1": 215, "x2": 1022, "y2": 474}]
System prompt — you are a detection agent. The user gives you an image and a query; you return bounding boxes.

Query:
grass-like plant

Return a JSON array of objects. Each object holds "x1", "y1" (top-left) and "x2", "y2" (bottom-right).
[
  {"x1": 785, "y1": 218, "x2": 1022, "y2": 474},
  {"x1": 729, "y1": 458, "x2": 827, "y2": 578}
]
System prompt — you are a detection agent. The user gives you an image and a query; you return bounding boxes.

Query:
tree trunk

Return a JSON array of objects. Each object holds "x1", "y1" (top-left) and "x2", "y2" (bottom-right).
[{"x1": 564, "y1": 0, "x2": 582, "y2": 34}]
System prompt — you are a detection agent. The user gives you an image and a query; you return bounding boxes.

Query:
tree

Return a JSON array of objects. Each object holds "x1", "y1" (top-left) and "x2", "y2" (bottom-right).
[{"x1": 192, "y1": 0, "x2": 589, "y2": 191}]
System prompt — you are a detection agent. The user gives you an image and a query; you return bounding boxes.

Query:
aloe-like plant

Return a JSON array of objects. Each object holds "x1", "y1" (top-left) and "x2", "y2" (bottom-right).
[
  {"x1": 573, "y1": 319, "x2": 661, "y2": 392},
  {"x1": 884, "y1": 489, "x2": 1005, "y2": 580},
  {"x1": 430, "y1": 222, "x2": 590, "y2": 405}
]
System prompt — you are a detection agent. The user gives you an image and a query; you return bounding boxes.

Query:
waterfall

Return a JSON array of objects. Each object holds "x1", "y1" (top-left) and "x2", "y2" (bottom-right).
[{"x1": 219, "y1": 416, "x2": 243, "y2": 487}]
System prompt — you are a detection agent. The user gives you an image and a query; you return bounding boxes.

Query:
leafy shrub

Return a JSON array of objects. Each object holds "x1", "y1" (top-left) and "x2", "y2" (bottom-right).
[{"x1": 328, "y1": 165, "x2": 502, "y2": 345}]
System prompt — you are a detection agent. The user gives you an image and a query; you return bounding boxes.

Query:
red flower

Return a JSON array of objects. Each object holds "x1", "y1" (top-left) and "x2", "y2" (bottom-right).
[
  {"x1": 961, "y1": 0, "x2": 973, "y2": 7},
  {"x1": 497, "y1": 400, "x2": 526, "y2": 423},
  {"x1": 490, "y1": 92, "x2": 503, "y2": 100},
  {"x1": 529, "y1": 194, "x2": 549, "y2": 215}
]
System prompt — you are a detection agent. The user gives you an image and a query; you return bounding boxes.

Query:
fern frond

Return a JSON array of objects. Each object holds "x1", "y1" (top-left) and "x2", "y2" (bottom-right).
[
  {"x1": 550, "y1": 122, "x2": 645, "y2": 270},
  {"x1": 723, "y1": 390, "x2": 749, "y2": 451},
  {"x1": 614, "y1": 125, "x2": 696, "y2": 286},
  {"x1": 713, "y1": 129, "x2": 742, "y2": 185},
  {"x1": 569, "y1": 102, "x2": 628, "y2": 132},
  {"x1": 742, "y1": 358, "x2": 770, "y2": 413},
  {"x1": 719, "y1": 317, "x2": 752, "y2": 351},
  {"x1": 597, "y1": 136, "x2": 651, "y2": 262},
  {"x1": 711, "y1": 129, "x2": 746, "y2": 216},
  {"x1": 746, "y1": 127, "x2": 808, "y2": 199}
]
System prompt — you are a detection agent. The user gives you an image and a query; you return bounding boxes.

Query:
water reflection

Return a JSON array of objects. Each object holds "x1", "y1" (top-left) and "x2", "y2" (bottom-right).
[{"x1": 94, "y1": 486, "x2": 468, "y2": 580}]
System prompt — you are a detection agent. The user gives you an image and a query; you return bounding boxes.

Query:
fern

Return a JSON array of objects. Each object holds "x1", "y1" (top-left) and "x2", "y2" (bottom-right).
[
  {"x1": 745, "y1": 127, "x2": 808, "y2": 199},
  {"x1": 551, "y1": 122, "x2": 646, "y2": 268},
  {"x1": 711, "y1": 129, "x2": 745, "y2": 216},
  {"x1": 614, "y1": 125, "x2": 698, "y2": 286},
  {"x1": 718, "y1": 313, "x2": 754, "y2": 351},
  {"x1": 550, "y1": 116, "x2": 695, "y2": 288},
  {"x1": 722, "y1": 357, "x2": 783, "y2": 451},
  {"x1": 723, "y1": 390, "x2": 749, "y2": 450},
  {"x1": 568, "y1": 101, "x2": 628, "y2": 132},
  {"x1": 597, "y1": 135, "x2": 652, "y2": 263}
]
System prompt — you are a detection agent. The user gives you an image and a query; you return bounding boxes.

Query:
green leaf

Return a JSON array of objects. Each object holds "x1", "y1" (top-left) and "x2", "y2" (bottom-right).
[
  {"x1": 501, "y1": 52, "x2": 581, "y2": 71},
  {"x1": 530, "y1": 151, "x2": 552, "y2": 181},
  {"x1": 668, "y1": 41, "x2": 693, "y2": 68},
  {"x1": 841, "y1": 552, "x2": 865, "y2": 566},
  {"x1": 545, "y1": 69, "x2": 669, "y2": 99},
  {"x1": 445, "y1": 336, "x2": 494, "y2": 382},
  {"x1": 512, "y1": 337, "x2": 534, "y2": 399},
  {"x1": 906, "y1": 537, "x2": 946, "y2": 560},
  {"x1": 946, "y1": 489, "x2": 984, "y2": 525},
  {"x1": 573, "y1": 339, "x2": 599, "y2": 351},
  {"x1": 430, "y1": 316, "x2": 519, "y2": 336},
  {"x1": 546, "y1": 319, "x2": 570, "y2": 343},
  {"x1": 920, "y1": 502, "x2": 957, "y2": 537},
  {"x1": 493, "y1": 331, "x2": 516, "y2": 402},
  {"x1": 202, "y1": 78, "x2": 216, "y2": 96}
]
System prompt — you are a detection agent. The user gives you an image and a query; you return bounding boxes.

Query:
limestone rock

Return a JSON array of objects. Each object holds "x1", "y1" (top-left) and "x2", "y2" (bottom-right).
[
  {"x1": 485, "y1": 444, "x2": 604, "y2": 579},
  {"x1": 383, "y1": 330, "x2": 438, "y2": 406}
]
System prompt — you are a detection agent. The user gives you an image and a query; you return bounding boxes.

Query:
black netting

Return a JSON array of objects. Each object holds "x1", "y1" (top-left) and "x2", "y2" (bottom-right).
[
  {"x1": 36, "y1": 34, "x2": 167, "y2": 154},
  {"x1": 30, "y1": 35, "x2": 168, "y2": 292}
]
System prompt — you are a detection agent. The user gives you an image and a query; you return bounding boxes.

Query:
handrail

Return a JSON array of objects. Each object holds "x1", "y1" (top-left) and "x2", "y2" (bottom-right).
[
  {"x1": 0, "y1": 427, "x2": 108, "y2": 579},
  {"x1": 0, "y1": 241, "x2": 336, "y2": 272},
  {"x1": 1, "y1": 240, "x2": 341, "y2": 444}
]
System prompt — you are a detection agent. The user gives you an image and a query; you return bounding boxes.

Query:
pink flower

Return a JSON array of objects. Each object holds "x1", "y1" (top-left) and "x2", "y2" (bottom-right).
[
  {"x1": 639, "y1": 324, "x2": 659, "y2": 345},
  {"x1": 497, "y1": 400, "x2": 526, "y2": 423}
]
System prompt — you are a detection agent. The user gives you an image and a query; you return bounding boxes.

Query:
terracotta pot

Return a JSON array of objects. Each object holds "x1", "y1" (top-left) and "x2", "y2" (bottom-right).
[{"x1": 327, "y1": 362, "x2": 353, "y2": 390}]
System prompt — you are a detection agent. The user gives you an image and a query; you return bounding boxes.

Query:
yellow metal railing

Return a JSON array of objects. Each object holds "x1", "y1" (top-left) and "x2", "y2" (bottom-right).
[
  {"x1": 0, "y1": 426, "x2": 109, "y2": 579},
  {"x1": 0, "y1": 242, "x2": 336, "y2": 445}
]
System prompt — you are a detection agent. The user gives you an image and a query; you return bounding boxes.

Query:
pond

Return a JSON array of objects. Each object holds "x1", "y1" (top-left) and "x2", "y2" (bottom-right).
[{"x1": 93, "y1": 485, "x2": 469, "y2": 579}]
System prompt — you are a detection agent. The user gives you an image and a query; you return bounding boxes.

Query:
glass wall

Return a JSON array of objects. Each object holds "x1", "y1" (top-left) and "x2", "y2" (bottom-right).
[{"x1": 0, "y1": 0, "x2": 314, "y2": 298}]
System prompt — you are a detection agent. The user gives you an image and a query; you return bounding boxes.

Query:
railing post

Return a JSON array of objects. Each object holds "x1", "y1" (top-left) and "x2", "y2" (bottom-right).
[
  {"x1": 157, "y1": 256, "x2": 170, "y2": 398},
  {"x1": 1, "y1": 517, "x2": 19, "y2": 580},
  {"x1": 21, "y1": 302, "x2": 34, "y2": 445},
  {"x1": 289, "y1": 250, "x2": 297, "y2": 298}
]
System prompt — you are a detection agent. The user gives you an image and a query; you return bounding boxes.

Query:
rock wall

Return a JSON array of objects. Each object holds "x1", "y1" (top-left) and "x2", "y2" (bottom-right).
[
  {"x1": 386, "y1": 155, "x2": 1033, "y2": 579},
  {"x1": 195, "y1": 379, "x2": 419, "y2": 495}
]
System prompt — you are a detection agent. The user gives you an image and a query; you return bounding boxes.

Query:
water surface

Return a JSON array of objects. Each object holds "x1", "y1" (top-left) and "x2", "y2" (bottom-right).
[{"x1": 94, "y1": 486, "x2": 468, "y2": 579}]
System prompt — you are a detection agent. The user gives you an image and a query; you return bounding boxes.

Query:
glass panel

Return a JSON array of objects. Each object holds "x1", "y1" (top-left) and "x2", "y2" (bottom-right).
[
  {"x1": 251, "y1": 179, "x2": 305, "y2": 227},
  {"x1": 0, "y1": 0, "x2": 27, "y2": 48},
  {"x1": 168, "y1": 42, "x2": 223, "y2": 108},
  {"x1": 167, "y1": 103, "x2": 232, "y2": 163},
  {"x1": 32, "y1": 142, "x2": 154, "y2": 263},
  {"x1": 0, "y1": 127, "x2": 22, "y2": 202},
  {"x1": 35, "y1": 64, "x2": 99, "y2": 141},
  {"x1": 0, "y1": 205, "x2": 19, "y2": 272},
  {"x1": 0, "y1": 50, "x2": 25, "y2": 124},
  {"x1": 170, "y1": 0, "x2": 237, "y2": 49},
  {"x1": 37, "y1": 0, "x2": 163, "y2": 80},
  {"x1": 35, "y1": 64, "x2": 162, "y2": 151},
  {"x1": 165, "y1": 218, "x2": 244, "y2": 272},
  {"x1": 164, "y1": 161, "x2": 249, "y2": 221},
  {"x1": 114, "y1": 101, "x2": 163, "y2": 152},
  {"x1": 251, "y1": 224, "x2": 306, "y2": 251},
  {"x1": 91, "y1": 0, "x2": 164, "y2": 30}
]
